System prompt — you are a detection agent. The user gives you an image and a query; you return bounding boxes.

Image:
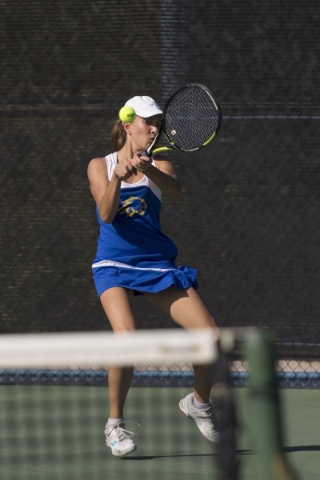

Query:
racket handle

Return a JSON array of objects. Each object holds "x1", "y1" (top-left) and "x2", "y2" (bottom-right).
[{"x1": 139, "y1": 150, "x2": 152, "y2": 158}]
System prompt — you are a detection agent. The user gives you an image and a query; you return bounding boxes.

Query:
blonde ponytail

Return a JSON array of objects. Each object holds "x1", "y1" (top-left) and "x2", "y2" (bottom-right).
[{"x1": 111, "y1": 119, "x2": 127, "y2": 151}]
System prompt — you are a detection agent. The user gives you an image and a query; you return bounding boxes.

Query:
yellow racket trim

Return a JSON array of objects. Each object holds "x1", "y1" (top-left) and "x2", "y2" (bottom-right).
[
  {"x1": 152, "y1": 146, "x2": 173, "y2": 154},
  {"x1": 203, "y1": 130, "x2": 217, "y2": 146},
  {"x1": 152, "y1": 129, "x2": 218, "y2": 155}
]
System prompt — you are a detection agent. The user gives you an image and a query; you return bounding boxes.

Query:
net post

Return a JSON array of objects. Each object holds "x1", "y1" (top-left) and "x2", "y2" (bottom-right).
[{"x1": 244, "y1": 330, "x2": 298, "y2": 480}]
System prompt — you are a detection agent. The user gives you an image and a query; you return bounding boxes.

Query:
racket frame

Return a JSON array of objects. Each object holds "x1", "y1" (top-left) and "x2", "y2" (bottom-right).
[{"x1": 143, "y1": 83, "x2": 222, "y2": 157}]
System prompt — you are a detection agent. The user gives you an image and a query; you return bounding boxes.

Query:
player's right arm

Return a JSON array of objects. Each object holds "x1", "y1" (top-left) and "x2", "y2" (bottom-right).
[{"x1": 87, "y1": 157, "x2": 131, "y2": 223}]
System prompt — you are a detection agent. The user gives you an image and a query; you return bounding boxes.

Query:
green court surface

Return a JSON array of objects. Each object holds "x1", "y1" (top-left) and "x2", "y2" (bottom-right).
[{"x1": 1, "y1": 385, "x2": 319, "y2": 480}]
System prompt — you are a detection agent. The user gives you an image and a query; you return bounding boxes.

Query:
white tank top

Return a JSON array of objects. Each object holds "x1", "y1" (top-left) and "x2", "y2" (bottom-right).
[{"x1": 105, "y1": 152, "x2": 162, "y2": 200}]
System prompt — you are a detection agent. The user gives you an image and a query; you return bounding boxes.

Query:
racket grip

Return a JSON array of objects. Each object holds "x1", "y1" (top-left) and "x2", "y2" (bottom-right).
[{"x1": 139, "y1": 150, "x2": 152, "y2": 158}]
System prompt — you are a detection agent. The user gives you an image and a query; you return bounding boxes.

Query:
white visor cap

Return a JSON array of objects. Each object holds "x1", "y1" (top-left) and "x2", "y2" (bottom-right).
[{"x1": 125, "y1": 96, "x2": 162, "y2": 118}]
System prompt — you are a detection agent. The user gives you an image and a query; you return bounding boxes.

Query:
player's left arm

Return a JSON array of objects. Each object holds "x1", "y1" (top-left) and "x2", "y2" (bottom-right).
[{"x1": 131, "y1": 153, "x2": 181, "y2": 199}]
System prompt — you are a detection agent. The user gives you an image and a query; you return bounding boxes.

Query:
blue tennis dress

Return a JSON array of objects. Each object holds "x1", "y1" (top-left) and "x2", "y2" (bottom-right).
[{"x1": 92, "y1": 153, "x2": 198, "y2": 296}]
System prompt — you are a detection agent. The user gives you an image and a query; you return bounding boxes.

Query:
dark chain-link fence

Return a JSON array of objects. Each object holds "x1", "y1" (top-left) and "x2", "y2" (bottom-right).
[{"x1": 1, "y1": 1, "x2": 320, "y2": 359}]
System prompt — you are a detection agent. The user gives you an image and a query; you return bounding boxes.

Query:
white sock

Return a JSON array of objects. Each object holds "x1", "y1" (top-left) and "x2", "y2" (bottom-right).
[
  {"x1": 106, "y1": 418, "x2": 123, "y2": 427},
  {"x1": 193, "y1": 395, "x2": 210, "y2": 409}
]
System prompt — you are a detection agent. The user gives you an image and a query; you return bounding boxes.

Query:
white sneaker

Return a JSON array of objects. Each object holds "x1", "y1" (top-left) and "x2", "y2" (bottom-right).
[
  {"x1": 179, "y1": 393, "x2": 220, "y2": 443},
  {"x1": 105, "y1": 422, "x2": 137, "y2": 457}
]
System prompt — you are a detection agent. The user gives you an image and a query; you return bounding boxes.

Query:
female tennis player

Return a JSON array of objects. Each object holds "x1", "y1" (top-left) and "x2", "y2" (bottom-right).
[{"x1": 87, "y1": 95, "x2": 219, "y2": 456}]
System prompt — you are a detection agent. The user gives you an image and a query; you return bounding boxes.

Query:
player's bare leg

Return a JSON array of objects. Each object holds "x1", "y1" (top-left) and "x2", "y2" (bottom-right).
[
  {"x1": 100, "y1": 287, "x2": 138, "y2": 455},
  {"x1": 145, "y1": 286, "x2": 220, "y2": 443}
]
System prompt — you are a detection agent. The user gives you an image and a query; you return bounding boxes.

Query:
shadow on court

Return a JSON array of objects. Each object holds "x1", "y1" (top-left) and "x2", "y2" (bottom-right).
[
  {"x1": 284, "y1": 445, "x2": 320, "y2": 453},
  {"x1": 121, "y1": 449, "x2": 254, "y2": 460}
]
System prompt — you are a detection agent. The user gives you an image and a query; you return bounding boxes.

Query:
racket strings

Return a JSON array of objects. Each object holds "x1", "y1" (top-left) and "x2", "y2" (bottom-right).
[{"x1": 163, "y1": 87, "x2": 220, "y2": 151}]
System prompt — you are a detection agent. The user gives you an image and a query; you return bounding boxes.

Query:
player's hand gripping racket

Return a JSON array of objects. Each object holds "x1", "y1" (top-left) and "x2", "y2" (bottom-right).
[{"x1": 140, "y1": 83, "x2": 222, "y2": 157}]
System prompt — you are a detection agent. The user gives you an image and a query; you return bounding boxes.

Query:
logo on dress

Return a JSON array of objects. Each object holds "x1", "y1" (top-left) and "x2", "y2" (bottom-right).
[{"x1": 118, "y1": 196, "x2": 147, "y2": 217}]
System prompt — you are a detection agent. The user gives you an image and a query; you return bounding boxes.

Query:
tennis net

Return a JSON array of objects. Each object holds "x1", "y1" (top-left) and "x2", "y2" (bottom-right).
[{"x1": 0, "y1": 328, "x2": 295, "y2": 480}]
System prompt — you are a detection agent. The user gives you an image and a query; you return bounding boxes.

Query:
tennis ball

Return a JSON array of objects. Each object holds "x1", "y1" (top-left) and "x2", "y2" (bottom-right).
[{"x1": 119, "y1": 106, "x2": 136, "y2": 123}]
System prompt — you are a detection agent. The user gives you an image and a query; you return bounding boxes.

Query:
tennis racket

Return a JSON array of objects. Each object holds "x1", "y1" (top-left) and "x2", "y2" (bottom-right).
[{"x1": 140, "y1": 83, "x2": 222, "y2": 157}]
